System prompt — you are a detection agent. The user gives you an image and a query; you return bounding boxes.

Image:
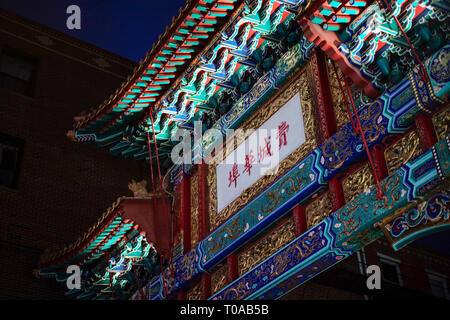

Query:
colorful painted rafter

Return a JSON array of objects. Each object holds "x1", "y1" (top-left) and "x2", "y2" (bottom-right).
[
  {"x1": 302, "y1": 0, "x2": 449, "y2": 92},
  {"x1": 36, "y1": 197, "x2": 171, "y2": 300},
  {"x1": 69, "y1": 0, "x2": 308, "y2": 164}
]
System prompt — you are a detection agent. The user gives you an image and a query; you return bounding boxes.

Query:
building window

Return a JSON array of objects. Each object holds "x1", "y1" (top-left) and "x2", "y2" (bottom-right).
[
  {"x1": 426, "y1": 271, "x2": 450, "y2": 300},
  {"x1": 0, "y1": 49, "x2": 36, "y2": 97},
  {"x1": 0, "y1": 133, "x2": 24, "y2": 189},
  {"x1": 377, "y1": 253, "x2": 403, "y2": 286}
]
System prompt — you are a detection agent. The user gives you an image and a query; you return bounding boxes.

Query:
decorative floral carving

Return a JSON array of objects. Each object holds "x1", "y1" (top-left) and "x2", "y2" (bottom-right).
[{"x1": 326, "y1": 59, "x2": 348, "y2": 130}]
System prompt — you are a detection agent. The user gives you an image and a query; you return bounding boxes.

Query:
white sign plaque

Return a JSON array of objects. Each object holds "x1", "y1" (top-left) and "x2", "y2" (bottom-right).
[{"x1": 216, "y1": 93, "x2": 305, "y2": 212}]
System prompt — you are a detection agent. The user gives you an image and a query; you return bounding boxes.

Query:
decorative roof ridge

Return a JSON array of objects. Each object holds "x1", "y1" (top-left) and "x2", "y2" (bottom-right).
[
  {"x1": 72, "y1": 0, "x2": 203, "y2": 130},
  {"x1": 38, "y1": 193, "x2": 166, "y2": 267},
  {"x1": 153, "y1": 3, "x2": 246, "y2": 113},
  {"x1": 38, "y1": 196, "x2": 124, "y2": 267}
]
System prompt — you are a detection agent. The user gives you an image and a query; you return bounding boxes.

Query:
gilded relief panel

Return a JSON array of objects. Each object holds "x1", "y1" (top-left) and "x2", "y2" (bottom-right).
[
  {"x1": 326, "y1": 59, "x2": 348, "y2": 130},
  {"x1": 306, "y1": 191, "x2": 332, "y2": 229},
  {"x1": 208, "y1": 69, "x2": 316, "y2": 232},
  {"x1": 432, "y1": 106, "x2": 450, "y2": 141},
  {"x1": 211, "y1": 264, "x2": 228, "y2": 295},
  {"x1": 385, "y1": 130, "x2": 422, "y2": 175},
  {"x1": 238, "y1": 218, "x2": 296, "y2": 276},
  {"x1": 190, "y1": 172, "x2": 200, "y2": 248},
  {"x1": 187, "y1": 282, "x2": 202, "y2": 300},
  {"x1": 343, "y1": 163, "x2": 373, "y2": 204},
  {"x1": 208, "y1": 165, "x2": 219, "y2": 232}
]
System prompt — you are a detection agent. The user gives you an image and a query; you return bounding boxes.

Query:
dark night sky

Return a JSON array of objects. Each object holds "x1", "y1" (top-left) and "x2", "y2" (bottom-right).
[
  {"x1": 1, "y1": 1, "x2": 449, "y2": 256},
  {"x1": 1, "y1": 0, "x2": 186, "y2": 62}
]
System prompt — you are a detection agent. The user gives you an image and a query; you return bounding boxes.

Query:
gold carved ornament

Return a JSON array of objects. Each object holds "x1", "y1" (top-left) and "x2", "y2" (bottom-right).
[
  {"x1": 326, "y1": 59, "x2": 348, "y2": 130},
  {"x1": 384, "y1": 130, "x2": 422, "y2": 175},
  {"x1": 306, "y1": 191, "x2": 333, "y2": 229},
  {"x1": 238, "y1": 218, "x2": 296, "y2": 275},
  {"x1": 186, "y1": 282, "x2": 202, "y2": 300},
  {"x1": 211, "y1": 263, "x2": 228, "y2": 295},
  {"x1": 343, "y1": 163, "x2": 374, "y2": 204},
  {"x1": 432, "y1": 105, "x2": 450, "y2": 141},
  {"x1": 190, "y1": 172, "x2": 200, "y2": 248}
]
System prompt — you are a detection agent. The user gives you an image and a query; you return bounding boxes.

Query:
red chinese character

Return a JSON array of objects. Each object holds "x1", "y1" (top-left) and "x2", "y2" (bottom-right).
[
  {"x1": 243, "y1": 149, "x2": 256, "y2": 176},
  {"x1": 276, "y1": 121, "x2": 289, "y2": 150},
  {"x1": 258, "y1": 137, "x2": 272, "y2": 163},
  {"x1": 228, "y1": 163, "x2": 240, "y2": 188}
]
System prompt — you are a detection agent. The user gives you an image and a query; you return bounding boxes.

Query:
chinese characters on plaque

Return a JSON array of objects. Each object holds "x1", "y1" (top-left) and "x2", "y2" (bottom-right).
[{"x1": 216, "y1": 93, "x2": 305, "y2": 212}]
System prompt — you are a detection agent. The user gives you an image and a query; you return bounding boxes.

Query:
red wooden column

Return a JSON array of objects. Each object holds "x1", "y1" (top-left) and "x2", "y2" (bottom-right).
[
  {"x1": 227, "y1": 254, "x2": 239, "y2": 283},
  {"x1": 177, "y1": 289, "x2": 187, "y2": 300},
  {"x1": 328, "y1": 178, "x2": 345, "y2": 210},
  {"x1": 198, "y1": 162, "x2": 209, "y2": 239},
  {"x1": 415, "y1": 114, "x2": 438, "y2": 150},
  {"x1": 178, "y1": 172, "x2": 191, "y2": 301},
  {"x1": 308, "y1": 49, "x2": 337, "y2": 144},
  {"x1": 309, "y1": 49, "x2": 346, "y2": 211},
  {"x1": 198, "y1": 162, "x2": 211, "y2": 299},
  {"x1": 371, "y1": 145, "x2": 389, "y2": 180},
  {"x1": 180, "y1": 172, "x2": 191, "y2": 254},
  {"x1": 292, "y1": 205, "x2": 307, "y2": 237}
]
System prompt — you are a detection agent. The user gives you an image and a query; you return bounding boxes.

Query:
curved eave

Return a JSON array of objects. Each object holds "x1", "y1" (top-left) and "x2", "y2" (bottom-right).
[
  {"x1": 73, "y1": 0, "x2": 244, "y2": 133},
  {"x1": 36, "y1": 197, "x2": 162, "y2": 276},
  {"x1": 69, "y1": 0, "x2": 305, "y2": 162}
]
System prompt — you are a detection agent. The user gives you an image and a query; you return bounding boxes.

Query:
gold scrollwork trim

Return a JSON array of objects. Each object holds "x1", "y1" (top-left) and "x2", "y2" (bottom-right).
[{"x1": 208, "y1": 69, "x2": 316, "y2": 231}]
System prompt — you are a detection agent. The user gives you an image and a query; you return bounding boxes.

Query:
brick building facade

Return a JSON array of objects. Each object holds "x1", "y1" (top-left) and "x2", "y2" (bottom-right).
[{"x1": 0, "y1": 9, "x2": 147, "y2": 299}]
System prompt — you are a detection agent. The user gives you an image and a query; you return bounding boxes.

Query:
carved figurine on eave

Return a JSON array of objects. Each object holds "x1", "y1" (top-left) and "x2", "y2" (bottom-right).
[{"x1": 128, "y1": 179, "x2": 153, "y2": 198}]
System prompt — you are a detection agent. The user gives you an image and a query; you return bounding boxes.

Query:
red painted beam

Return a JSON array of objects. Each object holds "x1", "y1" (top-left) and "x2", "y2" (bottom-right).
[
  {"x1": 201, "y1": 273, "x2": 212, "y2": 299},
  {"x1": 293, "y1": 205, "x2": 307, "y2": 237},
  {"x1": 415, "y1": 114, "x2": 438, "y2": 150}
]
